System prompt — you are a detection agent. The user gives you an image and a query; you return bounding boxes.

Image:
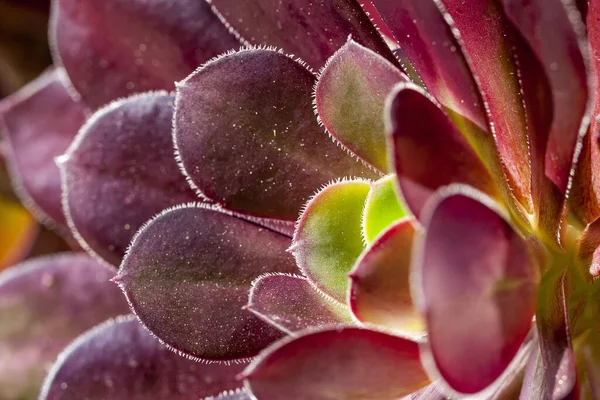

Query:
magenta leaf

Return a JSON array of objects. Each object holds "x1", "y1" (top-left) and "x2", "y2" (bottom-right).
[
  {"x1": 243, "y1": 327, "x2": 430, "y2": 400},
  {"x1": 116, "y1": 204, "x2": 298, "y2": 361},
  {"x1": 370, "y1": 0, "x2": 486, "y2": 129},
  {"x1": 416, "y1": 187, "x2": 539, "y2": 394},
  {"x1": 0, "y1": 253, "x2": 129, "y2": 399},
  {"x1": 51, "y1": 0, "x2": 239, "y2": 108},
  {"x1": 387, "y1": 84, "x2": 498, "y2": 219},
  {"x1": 349, "y1": 219, "x2": 423, "y2": 334},
  {"x1": 315, "y1": 39, "x2": 408, "y2": 172},
  {"x1": 174, "y1": 48, "x2": 376, "y2": 222},
  {"x1": 207, "y1": 0, "x2": 397, "y2": 70},
  {"x1": 246, "y1": 274, "x2": 353, "y2": 334},
  {"x1": 0, "y1": 68, "x2": 86, "y2": 231},
  {"x1": 499, "y1": 0, "x2": 589, "y2": 194},
  {"x1": 40, "y1": 316, "x2": 247, "y2": 400},
  {"x1": 60, "y1": 91, "x2": 197, "y2": 267}
]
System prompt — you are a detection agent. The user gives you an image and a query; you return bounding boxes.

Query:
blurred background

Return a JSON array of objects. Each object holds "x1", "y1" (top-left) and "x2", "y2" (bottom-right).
[{"x1": 0, "y1": 0, "x2": 69, "y2": 269}]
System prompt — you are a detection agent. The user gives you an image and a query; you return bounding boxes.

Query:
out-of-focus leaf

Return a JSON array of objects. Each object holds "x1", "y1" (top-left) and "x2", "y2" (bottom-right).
[
  {"x1": 315, "y1": 39, "x2": 407, "y2": 172},
  {"x1": 0, "y1": 253, "x2": 129, "y2": 400},
  {"x1": 174, "y1": 48, "x2": 376, "y2": 222},
  {"x1": 0, "y1": 68, "x2": 86, "y2": 230},
  {"x1": 500, "y1": 0, "x2": 588, "y2": 194},
  {"x1": 362, "y1": 175, "x2": 407, "y2": 244},
  {"x1": 417, "y1": 188, "x2": 538, "y2": 394},
  {"x1": 60, "y1": 91, "x2": 197, "y2": 267},
  {"x1": 51, "y1": 0, "x2": 239, "y2": 108},
  {"x1": 207, "y1": 0, "x2": 397, "y2": 70},
  {"x1": 246, "y1": 274, "x2": 353, "y2": 334},
  {"x1": 0, "y1": 195, "x2": 37, "y2": 270},
  {"x1": 349, "y1": 219, "x2": 423, "y2": 334},
  {"x1": 387, "y1": 84, "x2": 498, "y2": 219},
  {"x1": 292, "y1": 179, "x2": 370, "y2": 302},
  {"x1": 116, "y1": 205, "x2": 297, "y2": 361},
  {"x1": 40, "y1": 316, "x2": 247, "y2": 400},
  {"x1": 203, "y1": 389, "x2": 252, "y2": 400},
  {"x1": 243, "y1": 327, "x2": 430, "y2": 400},
  {"x1": 436, "y1": 0, "x2": 532, "y2": 211}
]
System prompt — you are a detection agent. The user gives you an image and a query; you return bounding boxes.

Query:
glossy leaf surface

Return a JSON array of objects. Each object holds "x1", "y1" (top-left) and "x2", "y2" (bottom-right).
[
  {"x1": 51, "y1": 0, "x2": 239, "y2": 108},
  {"x1": 117, "y1": 205, "x2": 297, "y2": 360},
  {"x1": 362, "y1": 175, "x2": 407, "y2": 244},
  {"x1": 418, "y1": 190, "x2": 538, "y2": 394},
  {"x1": 61, "y1": 92, "x2": 197, "y2": 266},
  {"x1": 0, "y1": 253, "x2": 129, "y2": 400},
  {"x1": 41, "y1": 316, "x2": 246, "y2": 400},
  {"x1": 0, "y1": 69, "x2": 86, "y2": 229},
  {"x1": 174, "y1": 48, "x2": 376, "y2": 221},
  {"x1": 388, "y1": 84, "x2": 497, "y2": 219},
  {"x1": 244, "y1": 327, "x2": 430, "y2": 400},
  {"x1": 315, "y1": 39, "x2": 407, "y2": 172},
  {"x1": 350, "y1": 219, "x2": 423, "y2": 334},
  {"x1": 292, "y1": 180, "x2": 369, "y2": 302},
  {"x1": 246, "y1": 274, "x2": 353, "y2": 334}
]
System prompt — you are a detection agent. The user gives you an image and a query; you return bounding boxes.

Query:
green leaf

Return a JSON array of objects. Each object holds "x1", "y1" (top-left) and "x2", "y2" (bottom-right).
[{"x1": 362, "y1": 175, "x2": 408, "y2": 244}]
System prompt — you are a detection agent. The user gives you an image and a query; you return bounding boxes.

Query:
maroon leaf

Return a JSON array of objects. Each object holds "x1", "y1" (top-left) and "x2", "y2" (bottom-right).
[
  {"x1": 499, "y1": 0, "x2": 589, "y2": 194},
  {"x1": 116, "y1": 204, "x2": 298, "y2": 361},
  {"x1": 315, "y1": 39, "x2": 408, "y2": 172},
  {"x1": 50, "y1": 0, "x2": 239, "y2": 108},
  {"x1": 40, "y1": 316, "x2": 247, "y2": 400},
  {"x1": 0, "y1": 68, "x2": 86, "y2": 230},
  {"x1": 60, "y1": 91, "x2": 198, "y2": 267},
  {"x1": 416, "y1": 187, "x2": 538, "y2": 394},
  {"x1": 203, "y1": 389, "x2": 252, "y2": 400},
  {"x1": 207, "y1": 0, "x2": 397, "y2": 70},
  {"x1": 578, "y1": 217, "x2": 600, "y2": 278},
  {"x1": 246, "y1": 274, "x2": 353, "y2": 334},
  {"x1": 370, "y1": 0, "x2": 486, "y2": 128},
  {"x1": 174, "y1": 48, "x2": 376, "y2": 222},
  {"x1": 243, "y1": 327, "x2": 430, "y2": 400},
  {"x1": 436, "y1": 0, "x2": 532, "y2": 212},
  {"x1": 387, "y1": 84, "x2": 498, "y2": 219},
  {"x1": 349, "y1": 218, "x2": 423, "y2": 334},
  {"x1": 0, "y1": 253, "x2": 129, "y2": 400}
]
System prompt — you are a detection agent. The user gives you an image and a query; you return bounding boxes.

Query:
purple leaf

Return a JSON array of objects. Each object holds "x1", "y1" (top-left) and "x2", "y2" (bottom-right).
[
  {"x1": 416, "y1": 187, "x2": 539, "y2": 394},
  {"x1": 349, "y1": 219, "x2": 423, "y2": 334},
  {"x1": 0, "y1": 68, "x2": 86, "y2": 230},
  {"x1": 436, "y1": 0, "x2": 533, "y2": 212},
  {"x1": 40, "y1": 316, "x2": 247, "y2": 400},
  {"x1": 243, "y1": 327, "x2": 430, "y2": 400},
  {"x1": 499, "y1": 0, "x2": 589, "y2": 194},
  {"x1": 246, "y1": 274, "x2": 354, "y2": 334},
  {"x1": 0, "y1": 253, "x2": 129, "y2": 399},
  {"x1": 207, "y1": 0, "x2": 397, "y2": 70},
  {"x1": 315, "y1": 39, "x2": 408, "y2": 172},
  {"x1": 116, "y1": 204, "x2": 298, "y2": 361},
  {"x1": 174, "y1": 48, "x2": 376, "y2": 222},
  {"x1": 203, "y1": 389, "x2": 252, "y2": 400},
  {"x1": 50, "y1": 0, "x2": 239, "y2": 108},
  {"x1": 60, "y1": 91, "x2": 198, "y2": 267},
  {"x1": 387, "y1": 84, "x2": 498, "y2": 219}
]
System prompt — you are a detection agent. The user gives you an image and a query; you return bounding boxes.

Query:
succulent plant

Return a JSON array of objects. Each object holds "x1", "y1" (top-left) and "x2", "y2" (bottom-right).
[{"x1": 2, "y1": 0, "x2": 600, "y2": 399}]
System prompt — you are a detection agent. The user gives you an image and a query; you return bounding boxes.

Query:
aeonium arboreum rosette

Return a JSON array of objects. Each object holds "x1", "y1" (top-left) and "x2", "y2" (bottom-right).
[{"x1": 3, "y1": 0, "x2": 600, "y2": 399}]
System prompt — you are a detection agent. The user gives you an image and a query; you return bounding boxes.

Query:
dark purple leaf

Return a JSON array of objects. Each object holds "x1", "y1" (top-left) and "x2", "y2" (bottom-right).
[
  {"x1": 174, "y1": 48, "x2": 376, "y2": 222},
  {"x1": 0, "y1": 68, "x2": 86, "y2": 230},
  {"x1": 116, "y1": 205, "x2": 298, "y2": 361},
  {"x1": 51, "y1": 0, "x2": 239, "y2": 108},
  {"x1": 207, "y1": 0, "x2": 397, "y2": 70},
  {"x1": 417, "y1": 187, "x2": 538, "y2": 394},
  {"x1": 40, "y1": 316, "x2": 247, "y2": 400},
  {"x1": 315, "y1": 39, "x2": 407, "y2": 172},
  {"x1": 246, "y1": 274, "x2": 353, "y2": 334},
  {"x1": 387, "y1": 84, "x2": 498, "y2": 219},
  {"x1": 0, "y1": 253, "x2": 129, "y2": 399},
  {"x1": 243, "y1": 327, "x2": 430, "y2": 400},
  {"x1": 60, "y1": 91, "x2": 198, "y2": 267}
]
